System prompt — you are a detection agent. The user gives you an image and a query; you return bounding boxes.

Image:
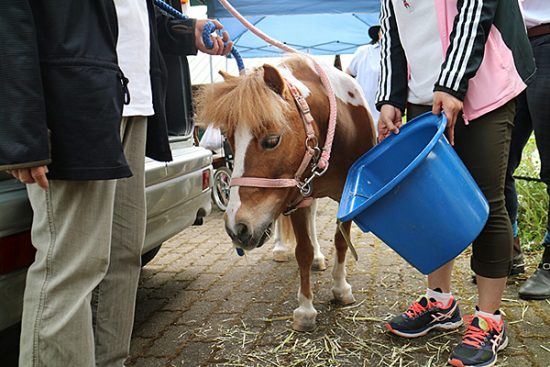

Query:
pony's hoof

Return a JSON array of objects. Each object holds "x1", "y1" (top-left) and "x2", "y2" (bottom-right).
[
  {"x1": 293, "y1": 308, "x2": 317, "y2": 332},
  {"x1": 292, "y1": 318, "x2": 316, "y2": 332},
  {"x1": 312, "y1": 257, "x2": 327, "y2": 271},
  {"x1": 333, "y1": 293, "x2": 356, "y2": 305},
  {"x1": 272, "y1": 250, "x2": 290, "y2": 262},
  {"x1": 332, "y1": 285, "x2": 356, "y2": 305}
]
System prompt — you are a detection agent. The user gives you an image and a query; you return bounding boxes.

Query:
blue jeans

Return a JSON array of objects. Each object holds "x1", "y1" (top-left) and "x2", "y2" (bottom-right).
[{"x1": 504, "y1": 33, "x2": 550, "y2": 247}]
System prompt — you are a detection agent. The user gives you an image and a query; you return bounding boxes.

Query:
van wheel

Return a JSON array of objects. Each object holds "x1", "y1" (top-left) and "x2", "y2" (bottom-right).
[
  {"x1": 141, "y1": 245, "x2": 161, "y2": 267},
  {"x1": 212, "y1": 166, "x2": 232, "y2": 211}
]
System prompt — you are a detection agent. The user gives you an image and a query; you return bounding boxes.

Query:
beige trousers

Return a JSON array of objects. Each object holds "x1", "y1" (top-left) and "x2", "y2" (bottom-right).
[{"x1": 20, "y1": 117, "x2": 147, "y2": 367}]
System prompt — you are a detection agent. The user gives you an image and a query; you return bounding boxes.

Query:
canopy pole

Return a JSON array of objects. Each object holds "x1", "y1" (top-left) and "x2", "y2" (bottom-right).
[{"x1": 209, "y1": 55, "x2": 214, "y2": 83}]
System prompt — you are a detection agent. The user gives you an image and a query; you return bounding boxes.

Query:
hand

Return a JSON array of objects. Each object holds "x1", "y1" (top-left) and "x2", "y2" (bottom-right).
[
  {"x1": 432, "y1": 91, "x2": 463, "y2": 146},
  {"x1": 8, "y1": 166, "x2": 49, "y2": 189},
  {"x1": 195, "y1": 19, "x2": 233, "y2": 56},
  {"x1": 377, "y1": 104, "x2": 403, "y2": 142}
]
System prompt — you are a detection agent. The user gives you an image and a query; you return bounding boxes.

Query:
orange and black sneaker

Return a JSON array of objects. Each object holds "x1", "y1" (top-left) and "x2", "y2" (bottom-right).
[
  {"x1": 386, "y1": 295, "x2": 463, "y2": 338},
  {"x1": 448, "y1": 311, "x2": 508, "y2": 367}
]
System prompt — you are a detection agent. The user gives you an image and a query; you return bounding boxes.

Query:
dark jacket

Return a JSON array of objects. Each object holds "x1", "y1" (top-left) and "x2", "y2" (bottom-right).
[
  {"x1": 147, "y1": 0, "x2": 197, "y2": 162},
  {"x1": 0, "y1": 0, "x2": 197, "y2": 180}
]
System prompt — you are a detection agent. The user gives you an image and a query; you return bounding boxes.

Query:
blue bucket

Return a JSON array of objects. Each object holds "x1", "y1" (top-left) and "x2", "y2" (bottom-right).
[{"x1": 337, "y1": 112, "x2": 489, "y2": 274}]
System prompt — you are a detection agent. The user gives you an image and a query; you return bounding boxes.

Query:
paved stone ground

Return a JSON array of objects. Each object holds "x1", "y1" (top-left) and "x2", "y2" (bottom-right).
[{"x1": 127, "y1": 199, "x2": 550, "y2": 367}]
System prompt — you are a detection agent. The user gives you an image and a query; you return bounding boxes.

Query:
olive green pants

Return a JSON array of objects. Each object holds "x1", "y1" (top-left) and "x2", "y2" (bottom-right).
[{"x1": 407, "y1": 101, "x2": 515, "y2": 278}]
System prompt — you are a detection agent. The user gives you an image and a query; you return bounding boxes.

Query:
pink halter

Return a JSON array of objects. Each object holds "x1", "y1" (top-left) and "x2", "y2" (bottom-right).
[{"x1": 229, "y1": 80, "x2": 329, "y2": 206}]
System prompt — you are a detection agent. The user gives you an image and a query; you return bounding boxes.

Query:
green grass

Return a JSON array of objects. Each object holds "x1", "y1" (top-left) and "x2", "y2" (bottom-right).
[{"x1": 515, "y1": 134, "x2": 549, "y2": 251}]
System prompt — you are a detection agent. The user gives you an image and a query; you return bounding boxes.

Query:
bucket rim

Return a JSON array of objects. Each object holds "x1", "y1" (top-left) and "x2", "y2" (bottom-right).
[{"x1": 338, "y1": 112, "x2": 448, "y2": 222}]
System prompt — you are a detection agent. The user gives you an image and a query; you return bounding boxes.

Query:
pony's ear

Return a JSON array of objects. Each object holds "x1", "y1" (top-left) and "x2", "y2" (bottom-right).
[
  {"x1": 218, "y1": 70, "x2": 238, "y2": 81},
  {"x1": 262, "y1": 64, "x2": 286, "y2": 95}
]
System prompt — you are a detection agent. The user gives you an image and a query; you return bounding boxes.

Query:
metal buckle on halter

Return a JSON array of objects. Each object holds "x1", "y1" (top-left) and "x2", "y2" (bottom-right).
[
  {"x1": 311, "y1": 161, "x2": 329, "y2": 177},
  {"x1": 296, "y1": 156, "x2": 330, "y2": 198},
  {"x1": 298, "y1": 166, "x2": 325, "y2": 197},
  {"x1": 305, "y1": 138, "x2": 321, "y2": 162},
  {"x1": 297, "y1": 181, "x2": 312, "y2": 197},
  {"x1": 305, "y1": 135, "x2": 318, "y2": 149},
  {"x1": 310, "y1": 147, "x2": 321, "y2": 164},
  {"x1": 543, "y1": 263, "x2": 550, "y2": 270},
  {"x1": 296, "y1": 96, "x2": 311, "y2": 115},
  {"x1": 287, "y1": 81, "x2": 311, "y2": 115}
]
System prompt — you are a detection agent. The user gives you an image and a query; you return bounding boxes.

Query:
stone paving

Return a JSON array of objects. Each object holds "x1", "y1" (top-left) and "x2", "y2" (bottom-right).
[{"x1": 127, "y1": 199, "x2": 550, "y2": 367}]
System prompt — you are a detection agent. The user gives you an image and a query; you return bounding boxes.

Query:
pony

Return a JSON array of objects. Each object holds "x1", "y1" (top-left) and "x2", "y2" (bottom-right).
[{"x1": 197, "y1": 55, "x2": 376, "y2": 331}]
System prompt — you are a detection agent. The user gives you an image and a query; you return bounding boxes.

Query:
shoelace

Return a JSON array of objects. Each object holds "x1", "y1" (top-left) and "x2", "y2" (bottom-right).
[
  {"x1": 404, "y1": 298, "x2": 443, "y2": 318},
  {"x1": 462, "y1": 315, "x2": 501, "y2": 348}
]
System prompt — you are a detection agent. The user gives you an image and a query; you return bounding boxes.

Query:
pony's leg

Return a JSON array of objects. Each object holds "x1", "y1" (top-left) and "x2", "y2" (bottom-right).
[
  {"x1": 290, "y1": 210, "x2": 317, "y2": 332},
  {"x1": 306, "y1": 200, "x2": 327, "y2": 271},
  {"x1": 272, "y1": 215, "x2": 292, "y2": 262},
  {"x1": 332, "y1": 220, "x2": 355, "y2": 305}
]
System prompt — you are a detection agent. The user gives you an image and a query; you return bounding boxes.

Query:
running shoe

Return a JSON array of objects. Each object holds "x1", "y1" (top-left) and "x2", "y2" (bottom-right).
[
  {"x1": 386, "y1": 295, "x2": 463, "y2": 338},
  {"x1": 448, "y1": 312, "x2": 508, "y2": 367}
]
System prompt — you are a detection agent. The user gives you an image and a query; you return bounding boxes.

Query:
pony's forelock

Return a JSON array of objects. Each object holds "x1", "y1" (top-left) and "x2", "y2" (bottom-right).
[{"x1": 196, "y1": 68, "x2": 291, "y2": 137}]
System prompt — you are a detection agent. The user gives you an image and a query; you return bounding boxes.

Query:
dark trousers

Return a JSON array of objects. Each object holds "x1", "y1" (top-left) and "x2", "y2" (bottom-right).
[
  {"x1": 504, "y1": 33, "x2": 550, "y2": 247},
  {"x1": 408, "y1": 101, "x2": 515, "y2": 278}
]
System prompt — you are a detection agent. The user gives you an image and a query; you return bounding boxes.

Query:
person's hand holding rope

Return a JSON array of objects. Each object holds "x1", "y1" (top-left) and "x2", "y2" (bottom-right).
[{"x1": 195, "y1": 19, "x2": 233, "y2": 56}]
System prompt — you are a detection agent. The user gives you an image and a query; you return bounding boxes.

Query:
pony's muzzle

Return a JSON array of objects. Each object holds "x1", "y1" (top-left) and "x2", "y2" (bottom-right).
[
  {"x1": 226, "y1": 222, "x2": 252, "y2": 248},
  {"x1": 226, "y1": 221, "x2": 273, "y2": 250}
]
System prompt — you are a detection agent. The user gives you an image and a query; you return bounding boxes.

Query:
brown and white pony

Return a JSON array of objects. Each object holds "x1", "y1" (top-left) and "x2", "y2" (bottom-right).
[{"x1": 197, "y1": 56, "x2": 376, "y2": 331}]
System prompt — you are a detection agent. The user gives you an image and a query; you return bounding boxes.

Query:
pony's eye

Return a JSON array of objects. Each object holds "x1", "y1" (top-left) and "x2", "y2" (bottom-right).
[{"x1": 261, "y1": 135, "x2": 281, "y2": 150}]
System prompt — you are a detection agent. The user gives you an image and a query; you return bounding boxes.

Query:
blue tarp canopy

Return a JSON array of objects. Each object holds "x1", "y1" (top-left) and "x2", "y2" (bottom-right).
[{"x1": 206, "y1": 0, "x2": 381, "y2": 58}]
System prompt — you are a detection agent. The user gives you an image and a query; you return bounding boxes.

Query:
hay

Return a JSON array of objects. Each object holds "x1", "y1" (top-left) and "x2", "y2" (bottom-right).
[{"x1": 211, "y1": 307, "x2": 463, "y2": 367}]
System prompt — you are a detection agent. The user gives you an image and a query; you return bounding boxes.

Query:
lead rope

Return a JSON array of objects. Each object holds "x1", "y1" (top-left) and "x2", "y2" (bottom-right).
[{"x1": 153, "y1": 0, "x2": 245, "y2": 74}]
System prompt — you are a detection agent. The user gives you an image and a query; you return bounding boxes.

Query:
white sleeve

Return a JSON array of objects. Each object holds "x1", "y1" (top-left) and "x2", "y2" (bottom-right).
[{"x1": 347, "y1": 50, "x2": 361, "y2": 77}]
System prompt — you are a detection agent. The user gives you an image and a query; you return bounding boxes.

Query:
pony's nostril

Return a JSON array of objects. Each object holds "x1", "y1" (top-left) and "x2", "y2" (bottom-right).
[{"x1": 235, "y1": 222, "x2": 250, "y2": 241}]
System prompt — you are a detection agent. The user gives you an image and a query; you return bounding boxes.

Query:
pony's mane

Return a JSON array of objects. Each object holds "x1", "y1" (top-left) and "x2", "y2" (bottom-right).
[{"x1": 196, "y1": 66, "x2": 291, "y2": 136}]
